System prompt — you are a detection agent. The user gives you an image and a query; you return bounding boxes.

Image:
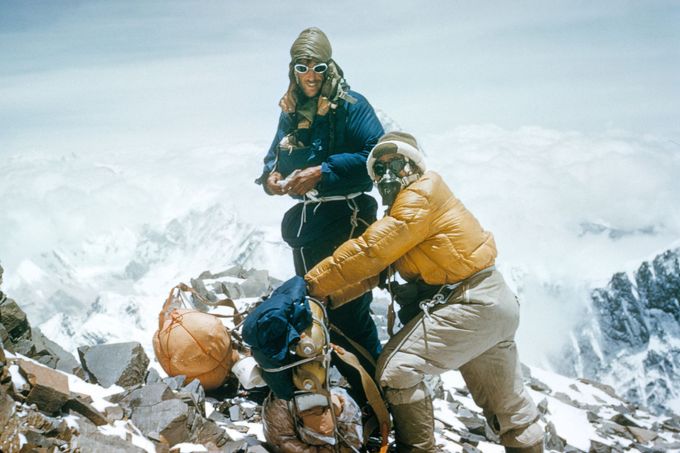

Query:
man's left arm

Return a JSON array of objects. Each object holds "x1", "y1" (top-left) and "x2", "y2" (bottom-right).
[{"x1": 316, "y1": 94, "x2": 384, "y2": 193}]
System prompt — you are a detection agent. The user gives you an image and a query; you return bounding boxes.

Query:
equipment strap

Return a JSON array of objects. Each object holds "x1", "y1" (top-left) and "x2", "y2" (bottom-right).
[
  {"x1": 331, "y1": 345, "x2": 390, "y2": 453},
  {"x1": 178, "y1": 282, "x2": 243, "y2": 325},
  {"x1": 329, "y1": 324, "x2": 376, "y2": 369},
  {"x1": 386, "y1": 266, "x2": 397, "y2": 338},
  {"x1": 159, "y1": 283, "x2": 243, "y2": 330}
]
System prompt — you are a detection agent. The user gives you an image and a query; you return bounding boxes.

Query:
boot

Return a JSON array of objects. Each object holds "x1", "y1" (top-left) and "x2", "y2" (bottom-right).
[
  {"x1": 389, "y1": 395, "x2": 435, "y2": 453},
  {"x1": 501, "y1": 421, "x2": 544, "y2": 453},
  {"x1": 505, "y1": 442, "x2": 544, "y2": 453}
]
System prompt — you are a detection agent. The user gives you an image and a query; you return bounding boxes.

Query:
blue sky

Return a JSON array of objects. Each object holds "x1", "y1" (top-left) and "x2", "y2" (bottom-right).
[{"x1": 1, "y1": 0, "x2": 679, "y2": 157}]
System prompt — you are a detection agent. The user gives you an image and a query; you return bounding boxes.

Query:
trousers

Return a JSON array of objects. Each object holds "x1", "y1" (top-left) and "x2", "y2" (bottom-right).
[{"x1": 376, "y1": 269, "x2": 542, "y2": 447}]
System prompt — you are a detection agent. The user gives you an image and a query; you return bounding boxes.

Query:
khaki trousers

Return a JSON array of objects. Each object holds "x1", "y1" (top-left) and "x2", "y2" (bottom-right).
[{"x1": 376, "y1": 270, "x2": 541, "y2": 447}]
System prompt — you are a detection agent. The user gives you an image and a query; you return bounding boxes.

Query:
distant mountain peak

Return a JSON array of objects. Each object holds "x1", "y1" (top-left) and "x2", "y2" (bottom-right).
[{"x1": 558, "y1": 247, "x2": 680, "y2": 415}]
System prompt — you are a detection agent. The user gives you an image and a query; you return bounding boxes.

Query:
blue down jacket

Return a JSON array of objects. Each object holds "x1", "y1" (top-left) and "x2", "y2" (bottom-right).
[
  {"x1": 257, "y1": 90, "x2": 384, "y2": 197},
  {"x1": 242, "y1": 276, "x2": 311, "y2": 400},
  {"x1": 242, "y1": 276, "x2": 311, "y2": 364}
]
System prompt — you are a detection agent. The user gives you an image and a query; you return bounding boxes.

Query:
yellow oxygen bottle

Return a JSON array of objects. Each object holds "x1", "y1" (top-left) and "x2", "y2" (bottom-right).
[{"x1": 293, "y1": 299, "x2": 328, "y2": 392}]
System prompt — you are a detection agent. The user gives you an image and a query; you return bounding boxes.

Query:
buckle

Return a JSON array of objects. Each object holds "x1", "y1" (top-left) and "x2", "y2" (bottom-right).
[{"x1": 419, "y1": 293, "x2": 448, "y2": 321}]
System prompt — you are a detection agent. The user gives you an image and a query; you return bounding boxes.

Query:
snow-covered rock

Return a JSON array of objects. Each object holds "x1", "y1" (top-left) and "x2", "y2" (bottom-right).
[{"x1": 4, "y1": 265, "x2": 680, "y2": 451}]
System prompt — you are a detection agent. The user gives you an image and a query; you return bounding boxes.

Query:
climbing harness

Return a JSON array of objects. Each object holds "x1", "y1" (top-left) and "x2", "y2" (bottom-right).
[{"x1": 417, "y1": 266, "x2": 496, "y2": 353}]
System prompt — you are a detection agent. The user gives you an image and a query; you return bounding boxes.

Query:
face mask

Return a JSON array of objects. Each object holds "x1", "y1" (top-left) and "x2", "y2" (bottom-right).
[{"x1": 377, "y1": 169, "x2": 404, "y2": 207}]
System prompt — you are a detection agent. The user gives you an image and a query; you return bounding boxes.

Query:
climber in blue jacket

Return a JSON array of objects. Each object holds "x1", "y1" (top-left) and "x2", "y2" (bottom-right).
[{"x1": 255, "y1": 27, "x2": 384, "y2": 403}]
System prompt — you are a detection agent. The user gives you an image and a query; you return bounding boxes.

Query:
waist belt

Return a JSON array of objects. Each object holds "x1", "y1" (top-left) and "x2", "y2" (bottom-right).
[
  {"x1": 295, "y1": 191, "x2": 366, "y2": 238},
  {"x1": 301, "y1": 191, "x2": 363, "y2": 203},
  {"x1": 419, "y1": 265, "x2": 496, "y2": 321}
]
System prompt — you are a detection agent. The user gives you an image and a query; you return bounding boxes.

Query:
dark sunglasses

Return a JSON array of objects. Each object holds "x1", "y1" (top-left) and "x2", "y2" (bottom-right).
[
  {"x1": 373, "y1": 157, "x2": 406, "y2": 177},
  {"x1": 293, "y1": 62, "x2": 329, "y2": 74}
]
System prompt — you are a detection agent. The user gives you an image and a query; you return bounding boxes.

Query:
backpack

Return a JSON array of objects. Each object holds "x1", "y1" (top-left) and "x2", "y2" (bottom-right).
[{"x1": 152, "y1": 283, "x2": 241, "y2": 390}]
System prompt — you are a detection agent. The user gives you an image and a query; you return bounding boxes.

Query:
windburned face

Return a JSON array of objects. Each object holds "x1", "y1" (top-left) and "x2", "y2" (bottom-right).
[{"x1": 294, "y1": 59, "x2": 326, "y2": 98}]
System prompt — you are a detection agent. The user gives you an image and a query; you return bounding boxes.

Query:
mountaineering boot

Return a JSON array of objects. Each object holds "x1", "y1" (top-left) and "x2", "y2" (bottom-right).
[
  {"x1": 389, "y1": 395, "x2": 436, "y2": 452},
  {"x1": 501, "y1": 421, "x2": 544, "y2": 453},
  {"x1": 505, "y1": 442, "x2": 544, "y2": 453}
]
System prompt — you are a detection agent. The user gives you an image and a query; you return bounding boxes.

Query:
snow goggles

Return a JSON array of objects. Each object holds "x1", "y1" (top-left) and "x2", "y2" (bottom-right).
[
  {"x1": 293, "y1": 62, "x2": 329, "y2": 74},
  {"x1": 373, "y1": 156, "x2": 407, "y2": 177}
]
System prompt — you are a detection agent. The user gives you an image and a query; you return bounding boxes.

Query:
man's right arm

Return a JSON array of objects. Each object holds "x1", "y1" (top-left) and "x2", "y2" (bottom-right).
[
  {"x1": 305, "y1": 191, "x2": 431, "y2": 305},
  {"x1": 256, "y1": 112, "x2": 291, "y2": 195}
]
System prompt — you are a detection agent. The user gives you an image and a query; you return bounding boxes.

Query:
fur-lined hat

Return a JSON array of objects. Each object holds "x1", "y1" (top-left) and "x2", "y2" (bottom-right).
[
  {"x1": 367, "y1": 132, "x2": 427, "y2": 180},
  {"x1": 290, "y1": 27, "x2": 332, "y2": 63}
]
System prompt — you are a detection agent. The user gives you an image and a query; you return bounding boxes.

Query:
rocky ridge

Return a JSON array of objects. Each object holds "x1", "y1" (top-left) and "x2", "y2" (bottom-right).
[
  {"x1": 1, "y1": 262, "x2": 680, "y2": 452},
  {"x1": 558, "y1": 248, "x2": 680, "y2": 415}
]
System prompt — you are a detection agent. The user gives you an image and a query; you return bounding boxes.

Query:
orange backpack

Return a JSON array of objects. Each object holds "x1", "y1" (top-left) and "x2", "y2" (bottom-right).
[{"x1": 152, "y1": 284, "x2": 241, "y2": 390}]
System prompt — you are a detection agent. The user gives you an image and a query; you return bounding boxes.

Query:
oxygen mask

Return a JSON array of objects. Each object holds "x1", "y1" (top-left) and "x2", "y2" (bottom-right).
[
  {"x1": 377, "y1": 171, "x2": 403, "y2": 207},
  {"x1": 374, "y1": 156, "x2": 408, "y2": 207}
]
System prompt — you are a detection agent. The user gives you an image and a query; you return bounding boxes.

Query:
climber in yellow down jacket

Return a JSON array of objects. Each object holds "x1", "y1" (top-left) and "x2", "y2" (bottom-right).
[{"x1": 305, "y1": 131, "x2": 544, "y2": 452}]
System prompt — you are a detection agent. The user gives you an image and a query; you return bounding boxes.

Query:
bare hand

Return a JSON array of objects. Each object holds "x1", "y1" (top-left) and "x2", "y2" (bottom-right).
[
  {"x1": 265, "y1": 171, "x2": 287, "y2": 195},
  {"x1": 284, "y1": 166, "x2": 322, "y2": 196}
]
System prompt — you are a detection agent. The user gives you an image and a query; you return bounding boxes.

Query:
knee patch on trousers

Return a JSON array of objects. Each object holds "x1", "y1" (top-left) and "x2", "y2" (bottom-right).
[
  {"x1": 500, "y1": 420, "x2": 544, "y2": 448},
  {"x1": 383, "y1": 382, "x2": 429, "y2": 406}
]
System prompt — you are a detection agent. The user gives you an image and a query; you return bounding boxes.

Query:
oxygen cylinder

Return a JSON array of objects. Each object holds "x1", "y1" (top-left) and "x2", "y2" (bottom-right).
[
  {"x1": 293, "y1": 360, "x2": 326, "y2": 392},
  {"x1": 296, "y1": 301, "x2": 326, "y2": 357},
  {"x1": 293, "y1": 299, "x2": 328, "y2": 392}
]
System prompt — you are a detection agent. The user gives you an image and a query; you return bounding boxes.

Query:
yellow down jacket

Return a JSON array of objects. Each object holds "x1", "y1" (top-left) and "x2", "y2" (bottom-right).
[{"x1": 305, "y1": 171, "x2": 497, "y2": 307}]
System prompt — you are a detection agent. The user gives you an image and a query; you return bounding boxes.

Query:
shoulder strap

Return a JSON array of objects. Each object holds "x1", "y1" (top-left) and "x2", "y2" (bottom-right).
[
  {"x1": 329, "y1": 324, "x2": 376, "y2": 369},
  {"x1": 331, "y1": 345, "x2": 390, "y2": 452},
  {"x1": 377, "y1": 266, "x2": 397, "y2": 338}
]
